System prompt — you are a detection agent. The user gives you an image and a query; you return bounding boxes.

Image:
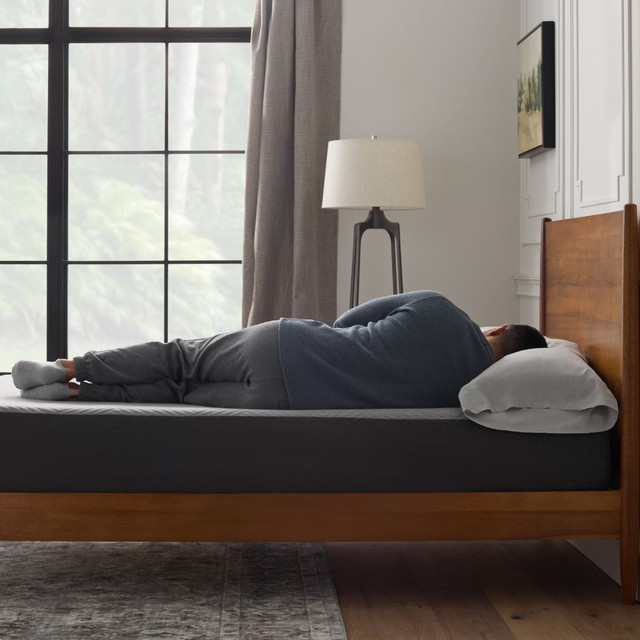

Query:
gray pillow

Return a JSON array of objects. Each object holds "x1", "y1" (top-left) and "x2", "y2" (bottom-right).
[{"x1": 458, "y1": 338, "x2": 618, "y2": 433}]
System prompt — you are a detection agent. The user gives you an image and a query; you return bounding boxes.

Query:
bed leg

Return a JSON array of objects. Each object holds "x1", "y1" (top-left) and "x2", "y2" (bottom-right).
[{"x1": 620, "y1": 530, "x2": 639, "y2": 604}]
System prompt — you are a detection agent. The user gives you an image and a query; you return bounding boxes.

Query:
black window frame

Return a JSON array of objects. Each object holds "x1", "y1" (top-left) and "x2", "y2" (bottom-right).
[{"x1": 0, "y1": 0, "x2": 251, "y2": 365}]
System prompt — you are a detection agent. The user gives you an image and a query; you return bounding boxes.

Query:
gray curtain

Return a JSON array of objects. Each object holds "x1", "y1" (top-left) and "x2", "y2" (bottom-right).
[{"x1": 242, "y1": 0, "x2": 342, "y2": 327}]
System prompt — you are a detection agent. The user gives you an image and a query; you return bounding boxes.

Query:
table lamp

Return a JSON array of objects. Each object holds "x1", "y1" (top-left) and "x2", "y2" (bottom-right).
[{"x1": 322, "y1": 137, "x2": 426, "y2": 307}]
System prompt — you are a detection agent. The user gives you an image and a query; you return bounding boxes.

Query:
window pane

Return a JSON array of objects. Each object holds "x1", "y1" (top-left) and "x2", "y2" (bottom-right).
[
  {"x1": 169, "y1": 0, "x2": 254, "y2": 27},
  {"x1": 0, "y1": 0, "x2": 48, "y2": 28},
  {"x1": 0, "y1": 265, "x2": 46, "y2": 371},
  {"x1": 68, "y1": 265, "x2": 164, "y2": 355},
  {"x1": 68, "y1": 155, "x2": 164, "y2": 261},
  {"x1": 168, "y1": 264, "x2": 241, "y2": 339},
  {"x1": 0, "y1": 45, "x2": 47, "y2": 151},
  {"x1": 169, "y1": 154, "x2": 244, "y2": 260},
  {"x1": 0, "y1": 155, "x2": 47, "y2": 260},
  {"x1": 69, "y1": 44, "x2": 165, "y2": 151},
  {"x1": 70, "y1": 0, "x2": 164, "y2": 27},
  {"x1": 169, "y1": 43, "x2": 250, "y2": 150}
]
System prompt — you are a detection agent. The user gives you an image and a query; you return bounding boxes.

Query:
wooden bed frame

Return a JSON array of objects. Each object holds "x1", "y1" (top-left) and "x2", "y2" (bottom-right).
[{"x1": 0, "y1": 206, "x2": 638, "y2": 603}]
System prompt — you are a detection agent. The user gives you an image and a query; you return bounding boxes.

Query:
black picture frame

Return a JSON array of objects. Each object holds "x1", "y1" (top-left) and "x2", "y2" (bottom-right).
[{"x1": 517, "y1": 21, "x2": 555, "y2": 158}]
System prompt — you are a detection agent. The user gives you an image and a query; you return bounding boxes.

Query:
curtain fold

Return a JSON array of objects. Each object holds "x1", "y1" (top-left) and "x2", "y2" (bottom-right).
[{"x1": 242, "y1": 0, "x2": 342, "y2": 327}]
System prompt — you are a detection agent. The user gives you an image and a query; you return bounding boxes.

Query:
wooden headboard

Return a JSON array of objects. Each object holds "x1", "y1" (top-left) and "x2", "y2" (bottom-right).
[
  {"x1": 540, "y1": 203, "x2": 639, "y2": 531},
  {"x1": 540, "y1": 204, "x2": 638, "y2": 408}
]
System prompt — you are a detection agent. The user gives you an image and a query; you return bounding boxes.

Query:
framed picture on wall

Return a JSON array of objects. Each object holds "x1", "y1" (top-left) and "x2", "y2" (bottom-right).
[{"x1": 517, "y1": 21, "x2": 555, "y2": 158}]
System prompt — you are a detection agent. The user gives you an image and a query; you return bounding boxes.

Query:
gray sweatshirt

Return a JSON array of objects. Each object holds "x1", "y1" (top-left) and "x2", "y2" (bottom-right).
[{"x1": 278, "y1": 290, "x2": 494, "y2": 410}]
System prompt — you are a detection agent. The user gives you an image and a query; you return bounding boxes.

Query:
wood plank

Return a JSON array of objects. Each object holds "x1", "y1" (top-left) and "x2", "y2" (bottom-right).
[
  {"x1": 0, "y1": 491, "x2": 621, "y2": 542},
  {"x1": 358, "y1": 607, "x2": 448, "y2": 640},
  {"x1": 325, "y1": 543, "x2": 369, "y2": 609},
  {"x1": 404, "y1": 541, "x2": 516, "y2": 639},
  {"x1": 505, "y1": 540, "x2": 640, "y2": 639},
  {"x1": 326, "y1": 543, "x2": 448, "y2": 640},
  {"x1": 339, "y1": 543, "x2": 429, "y2": 610},
  {"x1": 324, "y1": 544, "x2": 382, "y2": 640},
  {"x1": 455, "y1": 542, "x2": 587, "y2": 640},
  {"x1": 619, "y1": 203, "x2": 640, "y2": 604},
  {"x1": 541, "y1": 208, "x2": 629, "y2": 418}
]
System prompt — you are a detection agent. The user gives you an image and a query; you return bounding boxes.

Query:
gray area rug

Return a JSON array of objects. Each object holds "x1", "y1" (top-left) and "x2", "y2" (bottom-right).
[{"x1": 0, "y1": 542, "x2": 347, "y2": 640}]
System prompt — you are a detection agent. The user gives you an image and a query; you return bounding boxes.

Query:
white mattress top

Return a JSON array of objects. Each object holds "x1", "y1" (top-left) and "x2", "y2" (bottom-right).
[{"x1": 0, "y1": 374, "x2": 464, "y2": 420}]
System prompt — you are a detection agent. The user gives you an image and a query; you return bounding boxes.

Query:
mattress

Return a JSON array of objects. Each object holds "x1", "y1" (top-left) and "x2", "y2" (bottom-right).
[{"x1": 0, "y1": 374, "x2": 612, "y2": 493}]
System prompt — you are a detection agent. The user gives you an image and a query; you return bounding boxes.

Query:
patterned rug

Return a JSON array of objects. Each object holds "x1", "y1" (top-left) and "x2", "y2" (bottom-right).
[{"x1": 0, "y1": 542, "x2": 347, "y2": 640}]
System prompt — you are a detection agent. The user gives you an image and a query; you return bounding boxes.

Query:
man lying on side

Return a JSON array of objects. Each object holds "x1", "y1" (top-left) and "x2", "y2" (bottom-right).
[{"x1": 12, "y1": 290, "x2": 547, "y2": 409}]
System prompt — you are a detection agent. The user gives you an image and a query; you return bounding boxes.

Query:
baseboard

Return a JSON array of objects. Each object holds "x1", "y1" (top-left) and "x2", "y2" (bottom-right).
[{"x1": 569, "y1": 539, "x2": 621, "y2": 584}]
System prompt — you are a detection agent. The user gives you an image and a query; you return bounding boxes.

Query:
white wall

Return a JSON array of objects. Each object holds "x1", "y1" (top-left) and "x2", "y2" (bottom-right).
[
  {"x1": 518, "y1": 0, "x2": 634, "y2": 586},
  {"x1": 338, "y1": 0, "x2": 520, "y2": 326}
]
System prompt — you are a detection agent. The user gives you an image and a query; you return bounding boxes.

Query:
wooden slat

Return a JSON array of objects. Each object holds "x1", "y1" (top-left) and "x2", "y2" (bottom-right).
[
  {"x1": 542, "y1": 210, "x2": 626, "y2": 397},
  {"x1": 0, "y1": 491, "x2": 621, "y2": 542},
  {"x1": 619, "y1": 204, "x2": 640, "y2": 604}
]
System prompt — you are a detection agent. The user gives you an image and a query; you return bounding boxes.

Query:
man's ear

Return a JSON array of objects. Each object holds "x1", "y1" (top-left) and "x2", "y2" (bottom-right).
[{"x1": 486, "y1": 324, "x2": 508, "y2": 336}]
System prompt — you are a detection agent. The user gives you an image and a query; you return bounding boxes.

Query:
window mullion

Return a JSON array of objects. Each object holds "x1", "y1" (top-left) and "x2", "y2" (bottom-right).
[
  {"x1": 164, "y1": 41, "x2": 170, "y2": 343},
  {"x1": 46, "y1": 0, "x2": 69, "y2": 360},
  {"x1": 66, "y1": 27, "x2": 251, "y2": 44}
]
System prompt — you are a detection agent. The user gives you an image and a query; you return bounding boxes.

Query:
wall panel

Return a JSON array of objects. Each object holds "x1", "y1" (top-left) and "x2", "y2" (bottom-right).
[{"x1": 572, "y1": 0, "x2": 629, "y2": 216}]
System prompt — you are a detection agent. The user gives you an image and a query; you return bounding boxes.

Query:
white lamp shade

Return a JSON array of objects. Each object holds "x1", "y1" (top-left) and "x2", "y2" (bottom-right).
[{"x1": 322, "y1": 138, "x2": 426, "y2": 210}]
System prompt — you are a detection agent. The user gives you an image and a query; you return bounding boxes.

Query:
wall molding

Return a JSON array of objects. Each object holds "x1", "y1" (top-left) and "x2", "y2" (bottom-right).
[{"x1": 515, "y1": 274, "x2": 540, "y2": 298}]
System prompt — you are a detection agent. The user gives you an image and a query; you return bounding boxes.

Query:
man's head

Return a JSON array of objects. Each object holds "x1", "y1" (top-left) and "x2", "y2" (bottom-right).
[{"x1": 483, "y1": 324, "x2": 547, "y2": 362}]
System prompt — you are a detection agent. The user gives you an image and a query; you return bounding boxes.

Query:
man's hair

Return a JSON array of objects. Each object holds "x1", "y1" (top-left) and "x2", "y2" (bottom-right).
[{"x1": 498, "y1": 324, "x2": 547, "y2": 357}]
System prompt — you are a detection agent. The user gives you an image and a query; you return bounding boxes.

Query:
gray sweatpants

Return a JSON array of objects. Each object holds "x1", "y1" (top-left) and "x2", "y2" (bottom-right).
[{"x1": 73, "y1": 321, "x2": 291, "y2": 408}]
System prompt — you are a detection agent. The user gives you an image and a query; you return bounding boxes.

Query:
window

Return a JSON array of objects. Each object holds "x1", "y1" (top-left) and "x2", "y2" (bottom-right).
[{"x1": 0, "y1": 0, "x2": 253, "y2": 372}]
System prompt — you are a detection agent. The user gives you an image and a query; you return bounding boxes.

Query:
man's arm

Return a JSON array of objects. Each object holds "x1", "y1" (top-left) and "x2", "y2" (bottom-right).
[{"x1": 333, "y1": 290, "x2": 440, "y2": 328}]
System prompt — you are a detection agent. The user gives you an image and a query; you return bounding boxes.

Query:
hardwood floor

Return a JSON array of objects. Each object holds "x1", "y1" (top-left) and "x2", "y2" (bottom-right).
[{"x1": 325, "y1": 540, "x2": 640, "y2": 639}]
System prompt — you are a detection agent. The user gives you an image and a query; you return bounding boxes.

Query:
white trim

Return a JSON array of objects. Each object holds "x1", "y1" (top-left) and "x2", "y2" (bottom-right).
[
  {"x1": 515, "y1": 274, "x2": 540, "y2": 298},
  {"x1": 631, "y1": 0, "x2": 639, "y2": 203}
]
